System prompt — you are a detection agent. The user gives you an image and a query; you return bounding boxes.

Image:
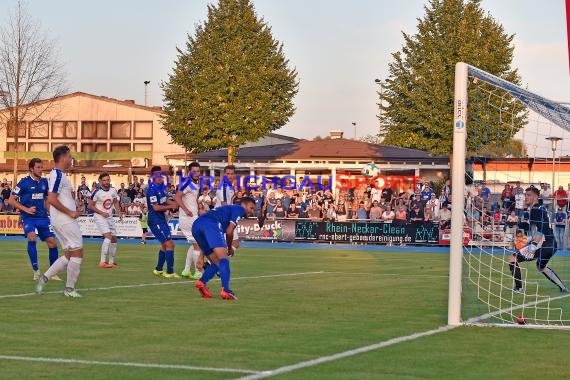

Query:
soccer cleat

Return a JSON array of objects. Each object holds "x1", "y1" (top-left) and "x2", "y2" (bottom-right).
[
  {"x1": 513, "y1": 287, "x2": 525, "y2": 294},
  {"x1": 33, "y1": 270, "x2": 40, "y2": 281},
  {"x1": 180, "y1": 270, "x2": 191, "y2": 278},
  {"x1": 35, "y1": 274, "x2": 47, "y2": 294},
  {"x1": 63, "y1": 288, "x2": 82, "y2": 298},
  {"x1": 192, "y1": 272, "x2": 203, "y2": 280},
  {"x1": 153, "y1": 269, "x2": 164, "y2": 276},
  {"x1": 140, "y1": 241, "x2": 146, "y2": 245},
  {"x1": 195, "y1": 280, "x2": 212, "y2": 298},
  {"x1": 220, "y1": 288, "x2": 238, "y2": 301},
  {"x1": 51, "y1": 274, "x2": 63, "y2": 281},
  {"x1": 162, "y1": 272, "x2": 180, "y2": 279},
  {"x1": 98, "y1": 262, "x2": 108, "y2": 268},
  {"x1": 561, "y1": 288, "x2": 569, "y2": 293},
  {"x1": 106, "y1": 263, "x2": 118, "y2": 268}
]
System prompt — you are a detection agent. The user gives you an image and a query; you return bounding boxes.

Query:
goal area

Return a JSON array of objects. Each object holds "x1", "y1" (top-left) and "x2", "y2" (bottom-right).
[{"x1": 449, "y1": 62, "x2": 570, "y2": 329}]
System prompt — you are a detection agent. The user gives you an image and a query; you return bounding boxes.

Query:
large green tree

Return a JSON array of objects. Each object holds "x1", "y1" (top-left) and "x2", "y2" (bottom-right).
[
  {"x1": 162, "y1": 0, "x2": 298, "y2": 164},
  {"x1": 378, "y1": 0, "x2": 526, "y2": 156}
]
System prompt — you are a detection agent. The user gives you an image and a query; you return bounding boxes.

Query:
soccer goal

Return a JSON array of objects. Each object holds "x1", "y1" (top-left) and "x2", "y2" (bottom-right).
[{"x1": 449, "y1": 62, "x2": 570, "y2": 329}]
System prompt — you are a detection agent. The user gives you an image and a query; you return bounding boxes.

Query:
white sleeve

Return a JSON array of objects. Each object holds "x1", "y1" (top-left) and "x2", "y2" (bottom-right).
[{"x1": 48, "y1": 170, "x2": 63, "y2": 194}]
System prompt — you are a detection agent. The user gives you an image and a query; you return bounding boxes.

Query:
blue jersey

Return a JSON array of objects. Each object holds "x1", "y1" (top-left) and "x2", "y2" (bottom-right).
[
  {"x1": 146, "y1": 183, "x2": 169, "y2": 224},
  {"x1": 200, "y1": 205, "x2": 245, "y2": 232},
  {"x1": 11, "y1": 175, "x2": 49, "y2": 220}
]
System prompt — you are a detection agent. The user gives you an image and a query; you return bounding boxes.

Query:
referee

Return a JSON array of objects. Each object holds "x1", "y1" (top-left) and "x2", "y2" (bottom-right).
[{"x1": 509, "y1": 186, "x2": 568, "y2": 293}]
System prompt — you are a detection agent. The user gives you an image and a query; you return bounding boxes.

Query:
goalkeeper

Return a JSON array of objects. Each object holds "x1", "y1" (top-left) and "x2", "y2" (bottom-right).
[{"x1": 509, "y1": 187, "x2": 568, "y2": 293}]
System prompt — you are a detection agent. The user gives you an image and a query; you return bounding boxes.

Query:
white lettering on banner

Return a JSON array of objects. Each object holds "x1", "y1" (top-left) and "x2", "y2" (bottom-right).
[
  {"x1": 78, "y1": 216, "x2": 143, "y2": 237},
  {"x1": 236, "y1": 220, "x2": 282, "y2": 235}
]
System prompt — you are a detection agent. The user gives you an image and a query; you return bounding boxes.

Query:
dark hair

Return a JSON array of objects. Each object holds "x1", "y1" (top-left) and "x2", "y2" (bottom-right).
[
  {"x1": 240, "y1": 196, "x2": 255, "y2": 205},
  {"x1": 224, "y1": 165, "x2": 236, "y2": 172},
  {"x1": 525, "y1": 187, "x2": 540, "y2": 196},
  {"x1": 53, "y1": 145, "x2": 70, "y2": 163},
  {"x1": 150, "y1": 166, "x2": 162, "y2": 174},
  {"x1": 28, "y1": 158, "x2": 42, "y2": 170},
  {"x1": 99, "y1": 172, "x2": 110, "y2": 180},
  {"x1": 188, "y1": 162, "x2": 200, "y2": 170}
]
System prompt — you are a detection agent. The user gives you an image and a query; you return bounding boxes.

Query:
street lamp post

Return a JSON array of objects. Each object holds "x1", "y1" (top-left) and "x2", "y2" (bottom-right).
[
  {"x1": 374, "y1": 78, "x2": 384, "y2": 131},
  {"x1": 352, "y1": 122, "x2": 356, "y2": 139},
  {"x1": 546, "y1": 136, "x2": 562, "y2": 191},
  {"x1": 143, "y1": 81, "x2": 150, "y2": 106}
]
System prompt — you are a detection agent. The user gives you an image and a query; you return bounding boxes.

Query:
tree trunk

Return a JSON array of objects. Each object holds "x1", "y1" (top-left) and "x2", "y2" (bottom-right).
[
  {"x1": 12, "y1": 119, "x2": 19, "y2": 186},
  {"x1": 227, "y1": 145, "x2": 236, "y2": 165}
]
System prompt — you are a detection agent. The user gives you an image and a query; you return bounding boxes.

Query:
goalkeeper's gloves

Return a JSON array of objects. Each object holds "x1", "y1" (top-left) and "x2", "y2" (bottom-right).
[{"x1": 518, "y1": 242, "x2": 539, "y2": 260}]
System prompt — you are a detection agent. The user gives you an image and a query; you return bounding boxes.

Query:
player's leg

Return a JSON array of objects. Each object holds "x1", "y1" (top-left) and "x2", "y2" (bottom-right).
[
  {"x1": 24, "y1": 226, "x2": 40, "y2": 279},
  {"x1": 193, "y1": 221, "x2": 214, "y2": 298},
  {"x1": 179, "y1": 218, "x2": 194, "y2": 278},
  {"x1": 162, "y1": 238, "x2": 179, "y2": 278},
  {"x1": 207, "y1": 248, "x2": 236, "y2": 300},
  {"x1": 191, "y1": 243, "x2": 203, "y2": 279},
  {"x1": 95, "y1": 217, "x2": 112, "y2": 267},
  {"x1": 149, "y1": 223, "x2": 166, "y2": 275},
  {"x1": 36, "y1": 220, "x2": 62, "y2": 281},
  {"x1": 508, "y1": 254, "x2": 524, "y2": 292},
  {"x1": 536, "y1": 247, "x2": 568, "y2": 292},
  {"x1": 107, "y1": 218, "x2": 118, "y2": 267}
]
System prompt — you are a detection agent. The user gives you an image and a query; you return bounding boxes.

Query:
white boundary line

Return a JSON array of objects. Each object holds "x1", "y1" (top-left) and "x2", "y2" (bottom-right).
[
  {"x1": 0, "y1": 355, "x2": 259, "y2": 374},
  {"x1": 238, "y1": 325, "x2": 457, "y2": 380},
  {"x1": 0, "y1": 271, "x2": 325, "y2": 300}
]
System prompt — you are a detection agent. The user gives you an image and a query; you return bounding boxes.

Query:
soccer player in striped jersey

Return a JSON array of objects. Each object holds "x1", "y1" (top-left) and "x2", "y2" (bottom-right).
[
  {"x1": 510, "y1": 187, "x2": 568, "y2": 293},
  {"x1": 88, "y1": 172, "x2": 122, "y2": 268},
  {"x1": 193, "y1": 198, "x2": 255, "y2": 300},
  {"x1": 173, "y1": 162, "x2": 205, "y2": 279},
  {"x1": 9, "y1": 158, "x2": 61, "y2": 281},
  {"x1": 36, "y1": 146, "x2": 85, "y2": 298}
]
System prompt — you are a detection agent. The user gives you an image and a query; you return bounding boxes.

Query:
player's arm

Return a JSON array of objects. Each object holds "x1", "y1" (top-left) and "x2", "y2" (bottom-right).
[
  {"x1": 47, "y1": 192, "x2": 80, "y2": 219},
  {"x1": 88, "y1": 198, "x2": 109, "y2": 218},
  {"x1": 8, "y1": 193, "x2": 36, "y2": 215},
  {"x1": 173, "y1": 190, "x2": 192, "y2": 216},
  {"x1": 225, "y1": 222, "x2": 236, "y2": 256},
  {"x1": 113, "y1": 199, "x2": 123, "y2": 218}
]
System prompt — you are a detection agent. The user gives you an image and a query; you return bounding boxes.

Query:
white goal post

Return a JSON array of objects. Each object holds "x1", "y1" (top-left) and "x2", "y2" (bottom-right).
[{"x1": 449, "y1": 62, "x2": 570, "y2": 328}]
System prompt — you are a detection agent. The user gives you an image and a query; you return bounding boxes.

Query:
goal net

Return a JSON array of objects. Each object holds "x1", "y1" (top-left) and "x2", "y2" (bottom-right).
[{"x1": 449, "y1": 63, "x2": 570, "y2": 328}]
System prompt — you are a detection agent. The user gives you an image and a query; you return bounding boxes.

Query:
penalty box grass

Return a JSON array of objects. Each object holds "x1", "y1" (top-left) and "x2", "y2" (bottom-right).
[{"x1": 0, "y1": 241, "x2": 568, "y2": 379}]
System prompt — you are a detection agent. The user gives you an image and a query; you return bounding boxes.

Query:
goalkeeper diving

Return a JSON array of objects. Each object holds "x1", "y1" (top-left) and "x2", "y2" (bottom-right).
[{"x1": 509, "y1": 187, "x2": 568, "y2": 293}]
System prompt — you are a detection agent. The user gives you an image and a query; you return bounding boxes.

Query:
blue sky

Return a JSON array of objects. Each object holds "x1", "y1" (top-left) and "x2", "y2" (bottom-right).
[{"x1": 0, "y1": 0, "x2": 568, "y2": 141}]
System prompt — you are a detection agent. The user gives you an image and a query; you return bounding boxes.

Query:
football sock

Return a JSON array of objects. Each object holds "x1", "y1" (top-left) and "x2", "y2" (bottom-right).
[
  {"x1": 101, "y1": 238, "x2": 111, "y2": 263},
  {"x1": 27, "y1": 241, "x2": 38, "y2": 271},
  {"x1": 48, "y1": 246, "x2": 59, "y2": 266},
  {"x1": 509, "y1": 262, "x2": 523, "y2": 289},
  {"x1": 165, "y1": 250, "x2": 174, "y2": 274},
  {"x1": 44, "y1": 255, "x2": 69, "y2": 280},
  {"x1": 192, "y1": 249, "x2": 201, "y2": 273},
  {"x1": 108, "y1": 243, "x2": 117, "y2": 264},
  {"x1": 66, "y1": 257, "x2": 82, "y2": 289},
  {"x1": 156, "y1": 250, "x2": 165, "y2": 271},
  {"x1": 218, "y1": 258, "x2": 231, "y2": 290},
  {"x1": 200, "y1": 263, "x2": 219, "y2": 284},
  {"x1": 541, "y1": 267, "x2": 566, "y2": 290},
  {"x1": 184, "y1": 246, "x2": 192, "y2": 273}
]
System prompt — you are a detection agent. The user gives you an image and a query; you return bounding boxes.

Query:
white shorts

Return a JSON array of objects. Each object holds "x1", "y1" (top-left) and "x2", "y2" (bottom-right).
[
  {"x1": 52, "y1": 220, "x2": 83, "y2": 251},
  {"x1": 179, "y1": 216, "x2": 198, "y2": 243},
  {"x1": 94, "y1": 216, "x2": 117, "y2": 236}
]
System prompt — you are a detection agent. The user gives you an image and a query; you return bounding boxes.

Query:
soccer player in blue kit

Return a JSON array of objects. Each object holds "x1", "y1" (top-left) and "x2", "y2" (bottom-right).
[
  {"x1": 193, "y1": 197, "x2": 255, "y2": 300},
  {"x1": 9, "y1": 158, "x2": 61, "y2": 281},
  {"x1": 147, "y1": 166, "x2": 180, "y2": 278}
]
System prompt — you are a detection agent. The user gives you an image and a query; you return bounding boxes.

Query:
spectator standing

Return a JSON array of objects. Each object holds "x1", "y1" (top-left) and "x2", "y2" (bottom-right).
[
  {"x1": 369, "y1": 201, "x2": 383, "y2": 221},
  {"x1": 408, "y1": 204, "x2": 425, "y2": 223},
  {"x1": 439, "y1": 204, "x2": 451, "y2": 229},
  {"x1": 501, "y1": 184, "x2": 513, "y2": 209},
  {"x1": 308, "y1": 203, "x2": 322, "y2": 220},
  {"x1": 354, "y1": 201, "x2": 368, "y2": 220},
  {"x1": 324, "y1": 203, "x2": 337, "y2": 221},
  {"x1": 335, "y1": 193, "x2": 348, "y2": 221},
  {"x1": 512, "y1": 181, "x2": 525, "y2": 220},
  {"x1": 426, "y1": 193, "x2": 440, "y2": 220},
  {"x1": 2, "y1": 185, "x2": 12, "y2": 202},
  {"x1": 541, "y1": 183, "x2": 553, "y2": 214},
  {"x1": 554, "y1": 207, "x2": 567, "y2": 249},
  {"x1": 273, "y1": 199, "x2": 286, "y2": 218},
  {"x1": 554, "y1": 186, "x2": 568, "y2": 211},
  {"x1": 286, "y1": 203, "x2": 299, "y2": 218},
  {"x1": 394, "y1": 206, "x2": 408, "y2": 226},
  {"x1": 480, "y1": 182, "x2": 491, "y2": 204},
  {"x1": 381, "y1": 205, "x2": 395, "y2": 222}
]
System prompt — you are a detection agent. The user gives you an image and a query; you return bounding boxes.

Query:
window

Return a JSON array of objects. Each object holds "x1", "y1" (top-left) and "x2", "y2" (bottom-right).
[
  {"x1": 29, "y1": 143, "x2": 49, "y2": 152},
  {"x1": 134, "y1": 121, "x2": 153, "y2": 139},
  {"x1": 133, "y1": 143, "x2": 152, "y2": 151},
  {"x1": 81, "y1": 143, "x2": 107, "y2": 152},
  {"x1": 110, "y1": 143, "x2": 131, "y2": 152},
  {"x1": 7, "y1": 142, "x2": 26, "y2": 151},
  {"x1": 82, "y1": 121, "x2": 108, "y2": 139},
  {"x1": 7, "y1": 121, "x2": 26, "y2": 137},
  {"x1": 29, "y1": 121, "x2": 49, "y2": 138},
  {"x1": 52, "y1": 121, "x2": 77, "y2": 138},
  {"x1": 111, "y1": 121, "x2": 131, "y2": 139}
]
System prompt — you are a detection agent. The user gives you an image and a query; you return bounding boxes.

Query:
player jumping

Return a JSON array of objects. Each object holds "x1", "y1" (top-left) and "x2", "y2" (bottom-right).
[
  {"x1": 509, "y1": 187, "x2": 568, "y2": 293},
  {"x1": 147, "y1": 166, "x2": 180, "y2": 278},
  {"x1": 9, "y1": 158, "x2": 61, "y2": 281},
  {"x1": 173, "y1": 162, "x2": 204, "y2": 279},
  {"x1": 36, "y1": 146, "x2": 85, "y2": 298},
  {"x1": 88, "y1": 172, "x2": 122, "y2": 268},
  {"x1": 193, "y1": 197, "x2": 255, "y2": 300}
]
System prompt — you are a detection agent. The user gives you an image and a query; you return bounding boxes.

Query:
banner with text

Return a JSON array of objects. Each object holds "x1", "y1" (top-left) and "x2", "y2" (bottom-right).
[
  {"x1": 0, "y1": 214, "x2": 23, "y2": 234},
  {"x1": 78, "y1": 216, "x2": 143, "y2": 238}
]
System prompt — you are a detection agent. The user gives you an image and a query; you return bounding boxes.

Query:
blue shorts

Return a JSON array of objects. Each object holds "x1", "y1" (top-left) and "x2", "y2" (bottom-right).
[
  {"x1": 22, "y1": 218, "x2": 55, "y2": 241},
  {"x1": 192, "y1": 219, "x2": 226, "y2": 256},
  {"x1": 149, "y1": 222, "x2": 172, "y2": 244}
]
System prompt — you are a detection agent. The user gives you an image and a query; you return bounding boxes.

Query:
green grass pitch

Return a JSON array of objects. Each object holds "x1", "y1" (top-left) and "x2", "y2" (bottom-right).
[{"x1": 0, "y1": 240, "x2": 568, "y2": 379}]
